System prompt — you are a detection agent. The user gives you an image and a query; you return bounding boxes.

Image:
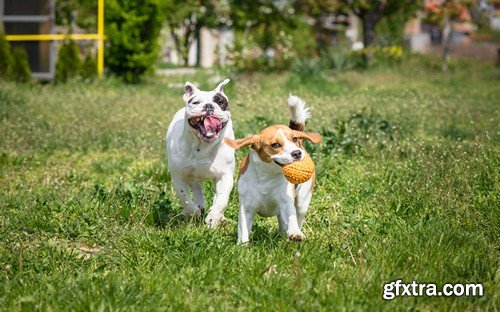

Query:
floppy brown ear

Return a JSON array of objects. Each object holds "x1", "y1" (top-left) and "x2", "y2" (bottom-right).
[
  {"x1": 224, "y1": 136, "x2": 258, "y2": 149},
  {"x1": 293, "y1": 130, "x2": 322, "y2": 144}
]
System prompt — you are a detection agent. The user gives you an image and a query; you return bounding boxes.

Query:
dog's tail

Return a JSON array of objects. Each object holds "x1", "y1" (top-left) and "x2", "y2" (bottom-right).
[{"x1": 288, "y1": 94, "x2": 311, "y2": 131}]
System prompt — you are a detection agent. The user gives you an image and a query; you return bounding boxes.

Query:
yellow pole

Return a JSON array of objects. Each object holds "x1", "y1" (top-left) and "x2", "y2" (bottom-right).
[
  {"x1": 5, "y1": 34, "x2": 101, "y2": 41},
  {"x1": 97, "y1": 0, "x2": 104, "y2": 78}
]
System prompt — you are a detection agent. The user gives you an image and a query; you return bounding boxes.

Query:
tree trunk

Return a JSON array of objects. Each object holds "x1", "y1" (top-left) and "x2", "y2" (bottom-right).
[
  {"x1": 361, "y1": 13, "x2": 378, "y2": 48},
  {"x1": 168, "y1": 28, "x2": 182, "y2": 65},
  {"x1": 360, "y1": 10, "x2": 381, "y2": 62},
  {"x1": 441, "y1": 19, "x2": 453, "y2": 71},
  {"x1": 195, "y1": 24, "x2": 202, "y2": 67},
  {"x1": 182, "y1": 19, "x2": 195, "y2": 67}
]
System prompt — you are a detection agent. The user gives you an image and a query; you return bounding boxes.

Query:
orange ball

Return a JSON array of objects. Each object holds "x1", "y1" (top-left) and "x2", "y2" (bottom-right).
[{"x1": 282, "y1": 155, "x2": 315, "y2": 184}]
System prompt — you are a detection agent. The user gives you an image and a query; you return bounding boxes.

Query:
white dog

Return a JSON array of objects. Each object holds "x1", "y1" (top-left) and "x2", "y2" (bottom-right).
[
  {"x1": 225, "y1": 96, "x2": 322, "y2": 243},
  {"x1": 166, "y1": 79, "x2": 235, "y2": 227}
]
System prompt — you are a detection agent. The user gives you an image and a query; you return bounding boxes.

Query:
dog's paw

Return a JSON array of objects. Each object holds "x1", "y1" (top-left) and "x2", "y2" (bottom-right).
[
  {"x1": 288, "y1": 231, "x2": 306, "y2": 242},
  {"x1": 205, "y1": 212, "x2": 227, "y2": 228},
  {"x1": 237, "y1": 239, "x2": 250, "y2": 246}
]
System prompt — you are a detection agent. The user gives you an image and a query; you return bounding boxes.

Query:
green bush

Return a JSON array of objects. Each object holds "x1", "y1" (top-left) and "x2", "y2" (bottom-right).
[
  {"x1": 11, "y1": 48, "x2": 31, "y2": 83},
  {"x1": 369, "y1": 45, "x2": 404, "y2": 67},
  {"x1": 0, "y1": 32, "x2": 14, "y2": 78},
  {"x1": 321, "y1": 46, "x2": 367, "y2": 71},
  {"x1": 291, "y1": 58, "x2": 323, "y2": 78},
  {"x1": 105, "y1": 0, "x2": 162, "y2": 83},
  {"x1": 80, "y1": 53, "x2": 97, "y2": 80},
  {"x1": 56, "y1": 40, "x2": 82, "y2": 82},
  {"x1": 316, "y1": 110, "x2": 396, "y2": 156}
]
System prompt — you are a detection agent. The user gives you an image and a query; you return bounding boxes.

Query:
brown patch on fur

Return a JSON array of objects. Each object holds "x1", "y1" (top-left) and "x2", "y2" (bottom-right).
[
  {"x1": 289, "y1": 120, "x2": 305, "y2": 131},
  {"x1": 252, "y1": 125, "x2": 294, "y2": 163},
  {"x1": 238, "y1": 154, "x2": 250, "y2": 178},
  {"x1": 225, "y1": 125, "x2": 321, "y2": 164}
]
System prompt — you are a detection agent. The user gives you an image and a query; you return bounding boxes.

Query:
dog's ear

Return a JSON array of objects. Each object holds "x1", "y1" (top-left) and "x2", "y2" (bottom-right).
[
  {"x1": 224, "y1": 136, "x2": 258, "y2": 149},
  {"x1": 184, "y1": 81, "x2": 198, "y2": 100},
  {"x1": 215, "y1": 79, "x2": 230, "y2": 93},
  {"x1": 292, "y1": 130, "x2": 322, "y2": 144}
]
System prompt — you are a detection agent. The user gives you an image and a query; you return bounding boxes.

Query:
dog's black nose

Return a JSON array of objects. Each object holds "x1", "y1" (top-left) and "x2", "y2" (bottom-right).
[
  {"x1": 203, "y1": 103, "x2": 214, "y2": 112},
  {"x1": 291, "y1": 150, "x2": 302, "y2": 160}
]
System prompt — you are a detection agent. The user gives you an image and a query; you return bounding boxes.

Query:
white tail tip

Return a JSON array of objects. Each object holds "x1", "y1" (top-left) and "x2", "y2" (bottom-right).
[{"x1": 288, "y1": 94, "x2": 311, "y2": 124}]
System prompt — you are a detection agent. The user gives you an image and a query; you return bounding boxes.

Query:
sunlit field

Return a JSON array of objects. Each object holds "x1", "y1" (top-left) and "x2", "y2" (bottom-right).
[{"x1": 1, "y1": 58, "x2": 498, "y2": 310}]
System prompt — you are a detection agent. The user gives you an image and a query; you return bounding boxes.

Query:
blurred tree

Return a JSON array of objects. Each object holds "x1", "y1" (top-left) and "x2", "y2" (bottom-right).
[
  {"x1": 106, "y1": 0, "x2": 162, "y2": 83},
  {"x1": 229, "y1": 0, "x2": 296, "y2": 51},
  {"x1": 81, "y1": 53, "x2": 97, "y2": 80},
  {"x1": 296, "y1": 0, "x2": 419, "y2": 50},
  {"x1": 342, "y1": 0, "x2": 420, "y2": 49},
  {"x1": 0, "y1": 32, "x2": 14, "y2": 79},
  {"x1": 160, "y1": 0, "x2": 229, "y2": 66},
  {"x1": 56, "y1": 40, "x2": 82, "y2": 82},
  {"x1": 424, "y1": 0, "x2": 476, "y2": 70},
  {"x1": 11, "y1": 48, "x2": 31, "y2": 83},
  {"x1": 55, "y1": 0, "x2": 96, "y2": 32},
  {"x1": 294, "y1": 0, "x2": 343, "y2": 53}
]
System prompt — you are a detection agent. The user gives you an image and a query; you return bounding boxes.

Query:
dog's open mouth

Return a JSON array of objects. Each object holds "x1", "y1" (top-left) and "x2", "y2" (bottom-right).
[{"x1": 188, "y1": 115, "x2": 227, "y2": 143}]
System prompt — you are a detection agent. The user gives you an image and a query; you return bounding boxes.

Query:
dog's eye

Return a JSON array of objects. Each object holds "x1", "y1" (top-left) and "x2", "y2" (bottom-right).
[
  {"x1": 188, "y1": 97, "x2": 200, "y2": 105},
  {"x1": 292, "y1": 137, "x2": 298, "y2": 143},
  {"x1": 213, "y1": 94, "x2": 229, "y2": 111},
  {"x1": 271, "y1": 143, "x2": 281, "y2": 148}
]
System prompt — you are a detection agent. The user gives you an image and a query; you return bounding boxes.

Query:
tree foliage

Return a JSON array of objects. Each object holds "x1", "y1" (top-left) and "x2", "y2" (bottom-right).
[
  {"x1": 424, "y1": 0, "x2": 474, "y2": 25},
  {"x1": 159, "y1": 0, "x2": 229, "y2": 66},
  {"x1": 56, "y1": 40, "x2": 82, "y2": 82},
  {"x1": 11, "y1": 48, "x2": 31, "y2": 83},
  {"x1": 81, "y1": 53, "x2": 97, "y2": 80},
  {"x1": 229, "y1": 0, "x2": 296, "y2": 50},
  {"x1": 297, "y1": 0, "x2": 420, "y2": 48},
  {"x1": 424, "y1": 0, "x2": 476, "y2": 69},
  {"x1": 105, "y1": 0, "x2": 162, "y2": 83},
  {"x1": 55, "y1": 0, "x2": 97, "y2": 32},
  {"x1": 341, "y1": 0, "x2": 420, "y2": 47},
  {"x1": 0, "y1": 32, "x2": 14, "y2": 78}
]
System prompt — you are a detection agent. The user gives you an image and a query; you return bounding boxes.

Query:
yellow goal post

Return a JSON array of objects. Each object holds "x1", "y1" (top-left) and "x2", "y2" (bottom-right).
[{"x1": 5, "y1": 0, "x2": 105, "y2": 78}]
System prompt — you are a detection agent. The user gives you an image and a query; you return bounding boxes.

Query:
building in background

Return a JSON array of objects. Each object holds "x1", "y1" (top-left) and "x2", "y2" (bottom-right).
[
  {"x1": 161, "y1": 26, "x2": 234, "y2": 68},
  {"x1": 491, "y1": 0, "x2": 500, "y2": 29},
  {"x1": 0, "y1": 0, "x2": 56, "y2": 79}
]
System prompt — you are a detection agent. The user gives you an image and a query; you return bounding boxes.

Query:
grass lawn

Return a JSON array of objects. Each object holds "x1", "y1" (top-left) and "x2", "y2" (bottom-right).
[{"x1": 0, "y1": 59, "x2": 499, "y2": 310}]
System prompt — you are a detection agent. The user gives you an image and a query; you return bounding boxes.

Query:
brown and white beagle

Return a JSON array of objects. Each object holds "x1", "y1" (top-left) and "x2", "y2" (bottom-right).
[{"x1": 225, "y1": 95, "x2": 321, "y2": 244}]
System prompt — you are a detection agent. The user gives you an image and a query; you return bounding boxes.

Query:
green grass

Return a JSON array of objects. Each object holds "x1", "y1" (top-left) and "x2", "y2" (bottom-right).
[{"x1": 0, "y1": 60, "x2": 499, "y2": 311}]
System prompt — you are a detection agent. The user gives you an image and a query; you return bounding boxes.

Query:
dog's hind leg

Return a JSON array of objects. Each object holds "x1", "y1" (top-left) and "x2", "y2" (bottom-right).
[
  {"x1": 277, "y1": 214, "x2": 287, "y2": 235},
  {"x1": 191, "y1": 182, "x2": 205, "y2": 211},
  {"x1": 172, "y1": 177, "x2": 201, "y2": 219},
  {"x1": 205, "y1": 174, "x2": 233, "y2": 228}
]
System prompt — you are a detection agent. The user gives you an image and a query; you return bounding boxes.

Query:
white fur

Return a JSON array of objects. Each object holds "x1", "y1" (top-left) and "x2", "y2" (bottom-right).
[
  {"x1": 288, "y1": 94, "x2": 311, "y2": 125},
  {"x1": 270, "y1": 129, "x2": 305, "y2": 165},
  {"x1": 237, "y1": 96, "x2": 315, "y2": 244},
  {"x1": 237, "y1": 150, "x2": 314, "y2": 244},
  {"x1": 166, "y1": 80, "x2": 235, "y2": 227}
]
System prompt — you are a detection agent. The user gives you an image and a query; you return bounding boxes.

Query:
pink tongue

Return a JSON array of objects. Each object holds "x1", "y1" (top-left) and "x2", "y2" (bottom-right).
[{"x1": 203, "y1": 116, "x2": 222, "y2": 137}]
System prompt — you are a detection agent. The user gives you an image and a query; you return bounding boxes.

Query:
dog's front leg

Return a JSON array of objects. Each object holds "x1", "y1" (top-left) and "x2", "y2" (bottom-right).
[
  {"x1": 278, "y1": 199, "x2": 306, "y2": 242},
  {"x1": 205, "y1": 173, "x2": 233, "y2": 228},
  {"x1": 190, "y1": 182, "x2": 205, "y2": 211},
  {"x1": 237, "y1": 205, "x2": 254, "y2": 244},
  {"x1": 172, "y1": 176, "x2": 201, "y2": 219}
]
